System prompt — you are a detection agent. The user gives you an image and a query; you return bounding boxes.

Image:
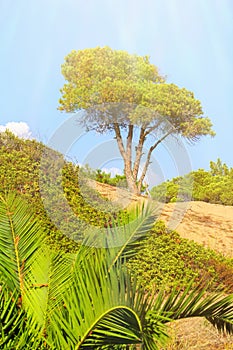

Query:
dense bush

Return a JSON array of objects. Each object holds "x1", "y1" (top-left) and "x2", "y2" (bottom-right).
[
  {"x1": 151, "y1": 158, "x2": 233, "y2": 205},
  {"x1": 0, "y1": 131, "x2": 126, "y2": 252},
  {"x1": 128, "y1": 221, "x2": 233, "y2": 293}
]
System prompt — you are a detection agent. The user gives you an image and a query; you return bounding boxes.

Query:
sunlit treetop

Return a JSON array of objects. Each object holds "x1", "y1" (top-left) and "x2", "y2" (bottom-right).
[{"x1": 59, "y1": 46, "x2": 215, "y2": 140}]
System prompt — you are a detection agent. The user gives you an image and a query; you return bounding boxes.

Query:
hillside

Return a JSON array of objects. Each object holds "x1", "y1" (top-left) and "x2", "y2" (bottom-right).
[
  {"x1": 89, "y1": 180, "x2": 233, "y2": 257},
  {"x1": 0, "y1": 131, "x2": 130, "y2": 252},
  {"x1": 159, "y1": 201, "x2": 233, "y2": 257},
  {"x1": 92, "y1": 181, "x2": 233, "y2": 349}
]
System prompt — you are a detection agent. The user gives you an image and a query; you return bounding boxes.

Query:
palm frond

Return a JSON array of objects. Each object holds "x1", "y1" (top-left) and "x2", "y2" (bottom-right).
[
  {"x1": 82, "y1": 201, "x2": 157, "y2": 274},
  {"x1": 80, "y1": 307, "x2": 142, "y2": 348},
  {"x1": 146, "y1": 281, "x2": 233, "y2": 348},
  {"x1": 0, "y1": 284, "x2": 47, "y2": 349},
  {"x1": 47, "y1": 246, "x2": 144, "y2": 349},
  {"x1": 109, "y1": 202, "x2": 158, "y2": 264},
  {"x1": 0, "y1": 192, "x2": 46, "y2": 294},
  {"x1": 24, "y1": 247, "x2": 83, "y2": 334},
  {"x1": 0, "y1": 285, "x2": 24, "y2": 348}
]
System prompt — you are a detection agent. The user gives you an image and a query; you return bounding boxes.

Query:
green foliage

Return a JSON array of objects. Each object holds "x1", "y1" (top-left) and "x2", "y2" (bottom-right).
[
  {"x1": 0, "y1": 193, "x2": 155, "y2": 348},
  {"x1": 95, "y1": 169, "x2": 127, "y2": 187},
  {"x1": 2, "y1": 194, "x2": 233, "y2": 349},
  {"x1": 58, "y1": 47, "x2": 215, "y2": 195},
  {"x1": 151, "y1": 158, "x2": 233, "y2": 206},
  {"x1": 0, "y1": 131, "x2": 127, "y2": 252},
  {"x1": 0, "y1": 192, "x2": 46, "y2": 293},
  {"x1": 59, "y1": 47, "x2": 163, "y2": 112},
  {"x1": 0, "y1": 285, "x2": 46, "y2": 349},
  {"x1": 2, "y1": 132, "x2": 233, "y2": 347},
  {"x1": 210, "y1": 158, "x2": 229, "y2": 176},
  {"x1": 80, "y1": 166, "x2": 128, "y2": 188},
  {"x1": 58, "y1": 46, "x2": 214, "y2": 140},
  {"x1": 128, "y1": 221, "x2": 233, "y2": 293}
]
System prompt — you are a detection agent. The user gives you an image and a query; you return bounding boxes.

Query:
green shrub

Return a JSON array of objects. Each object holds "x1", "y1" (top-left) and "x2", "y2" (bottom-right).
[
  {"x1": 0, "y1": 131, "x2": 127, "y2": 252},
  {"x1": 128, "y1": 221, "x2": 233, "y2": 293},
  {"x1": 151, "y1": 158, "x2": 233, "y2": 206}
]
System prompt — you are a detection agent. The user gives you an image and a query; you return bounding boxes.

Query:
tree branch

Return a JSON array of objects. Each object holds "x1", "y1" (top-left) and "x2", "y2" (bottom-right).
[
  {"x1": 137, "y1": 129, "x2": 173, "y2": 192},
  {"x1": 144, "y1": 119, "x2": 164, "y2": 137},
  {"x1": 113, "y1": 123, "x2": 126, "y2": 161},
  {"x1": 126, "y1": 124, "x2": 134, "y2": 171},
  {"x1": 113, "y1": 123, "x2": 139, "y2": 194},
  {"x1": 132, "y1": 127, "x2": 146, "y2": 181}
]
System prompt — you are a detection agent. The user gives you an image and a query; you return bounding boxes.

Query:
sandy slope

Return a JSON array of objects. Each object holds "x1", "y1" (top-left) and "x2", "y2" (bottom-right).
[
  {"x1": 159, "y1": 201, "x2": 233, "y2": 257},
  {"x1": 90, "y1": 180, "x2": 233, "y2": 257}
]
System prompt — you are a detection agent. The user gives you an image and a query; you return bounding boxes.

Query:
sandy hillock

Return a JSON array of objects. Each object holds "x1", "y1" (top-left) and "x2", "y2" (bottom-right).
[
  {"x1": 90, "y1": 180, "x2": 233, "y2": 257},
  {"x1": 159, "y1": 201, "x2": 233, "y2": 257}
]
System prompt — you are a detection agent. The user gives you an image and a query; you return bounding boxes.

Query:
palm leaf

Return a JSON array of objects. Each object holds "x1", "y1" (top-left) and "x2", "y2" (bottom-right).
[
  {"x1": 82, "y1": 201, "x2": 157, "y2": 273},
  {"x1": 0, "y1": 284, "x2": 47, "y2": 349},
  {"x1": 145, "y1": 281, "x2": 233, "y2": 348},
  {"x1": 0, "y1": 285, "x2": 24, "y2": 348},
  {"x1": 24, "y1": 246, "x2": 85, "y2": 335},
  {"x1": 47, "y1": 246, "x2": 144, "y2": 349},
  {"x1": 80, "y1": 308, "x2": 142, "y2": 348},
  {"x1": 0, "y1": 192, "x2": 46, "y2": 294}
]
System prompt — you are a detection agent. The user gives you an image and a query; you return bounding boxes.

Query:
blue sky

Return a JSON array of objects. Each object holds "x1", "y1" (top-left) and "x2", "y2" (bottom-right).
[{"x1": 1, "y1": 0, "x2": 233, "y2": 182}]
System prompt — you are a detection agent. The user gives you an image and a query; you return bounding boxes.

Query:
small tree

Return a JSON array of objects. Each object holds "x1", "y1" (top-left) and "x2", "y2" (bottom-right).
[
  {"x1": 59, "y1": 46, "x2": 215, "y2": 195},
  {"x1": 210, "y1": 158, "x2": 229, "y2": 176}
]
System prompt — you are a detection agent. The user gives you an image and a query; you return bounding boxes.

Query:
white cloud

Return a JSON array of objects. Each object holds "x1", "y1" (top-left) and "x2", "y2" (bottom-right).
[
  {"x1": 0, "y1": 122, "x2": 32, "y2": 139},
  {"x1": 101, "y1": 167, "x2": 123, "y2": 177}
]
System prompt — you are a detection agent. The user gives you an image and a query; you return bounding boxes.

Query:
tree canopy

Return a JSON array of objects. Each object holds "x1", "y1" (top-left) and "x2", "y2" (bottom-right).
[{"x1": 59, "y1": 46, "x2": 215, "y2": 194}]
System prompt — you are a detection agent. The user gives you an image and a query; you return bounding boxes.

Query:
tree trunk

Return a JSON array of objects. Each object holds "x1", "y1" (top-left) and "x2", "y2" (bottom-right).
[
  {"x1": 114, "y1": 124, "x2": 140, "y2": 195},
  {"x1": 137, "y1": 129, "x2": 173, "y2": 192},
  {"x1": 124, "y1": 165, "x2": 140, "y2": 195},
  {"x1": 133, "y1": 127, "x2": 146, "y2": 181},
  {"x1": 113, "y1": 122, "x2": 173, "y2": 196}
]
